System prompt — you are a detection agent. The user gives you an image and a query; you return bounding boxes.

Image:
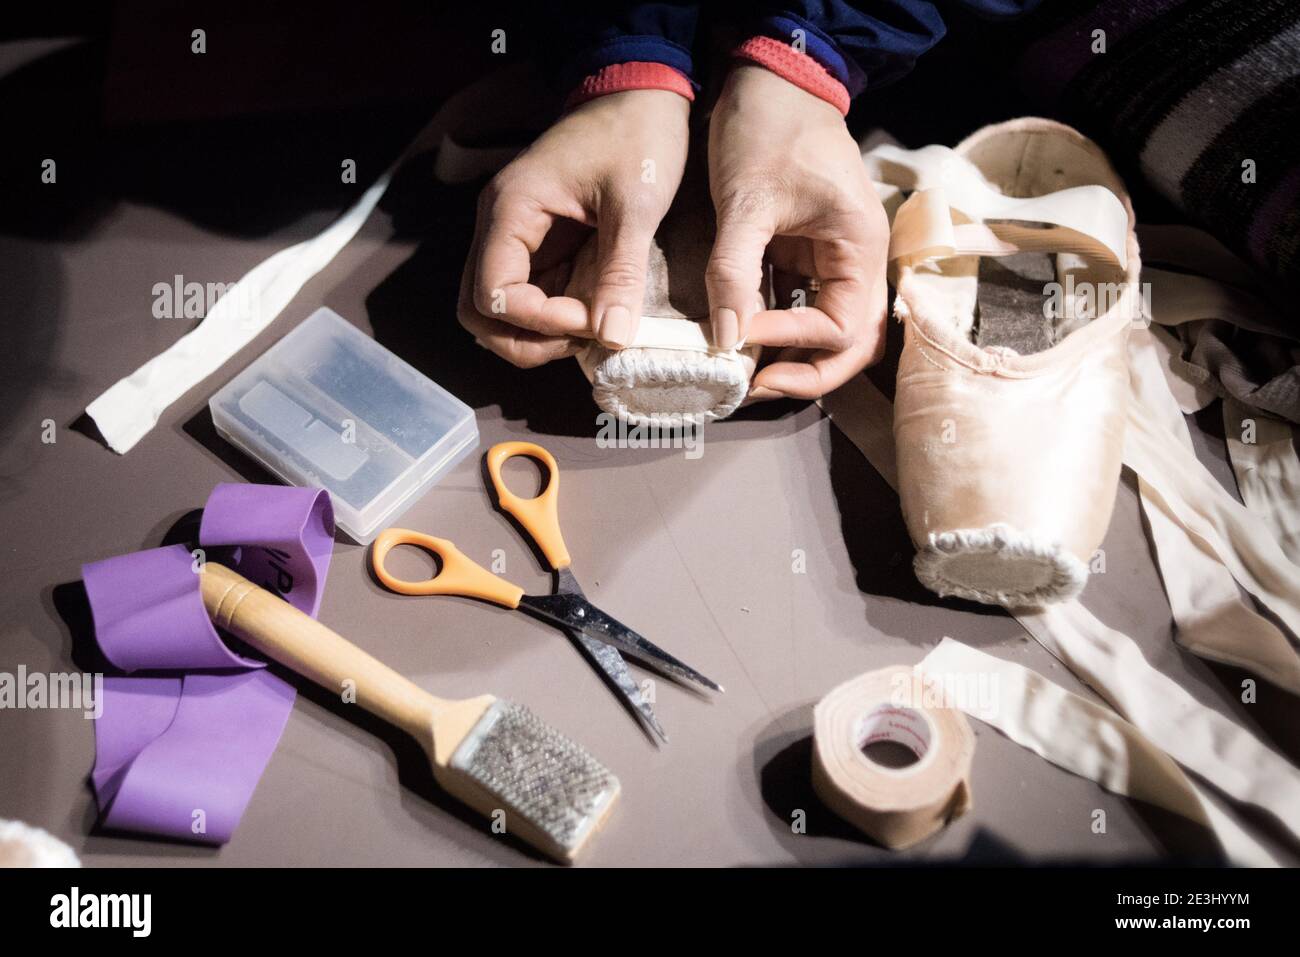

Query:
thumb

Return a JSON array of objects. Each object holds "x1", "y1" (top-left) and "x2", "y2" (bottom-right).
[
  {"x1": 591, "y1": 210, "x2": 655, "y2": 350},
  {"x1": 705, "y1": 211, "x2": 774, "y2": 350}
]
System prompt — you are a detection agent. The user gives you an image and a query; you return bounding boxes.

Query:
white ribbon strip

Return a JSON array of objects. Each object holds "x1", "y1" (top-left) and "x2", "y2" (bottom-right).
[
  {"x1": 1126, "y1": 329, "x2": 1300, "y2": 693},
  {"x1": 1143, "y1": 323, "x2": 1216, "y2": 414},
  {"x1": 1027, "y1": 601, "x2": 1300, "y2": 841},
  {"x1": 889, "y1": 186, "x2": 1129, "y2": 269},
  {"x1": 1223, "y1": 396, "x2": 1300, "y2": 566},
  {"x1": 1123, "y1": 379, "x2": 1300, "y2": 641},
  {"x1": 86, "y1": 170, "x2": 393, "y2": 454},
  {"x1": 1144, "y1": 265, "x2": 1287, "y2": 337}
]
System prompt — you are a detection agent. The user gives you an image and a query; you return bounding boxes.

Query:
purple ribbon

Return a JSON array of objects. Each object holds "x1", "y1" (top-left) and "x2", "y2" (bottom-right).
[{"x1": 81, "y1": 483, "x2": 334, "y2": 844}]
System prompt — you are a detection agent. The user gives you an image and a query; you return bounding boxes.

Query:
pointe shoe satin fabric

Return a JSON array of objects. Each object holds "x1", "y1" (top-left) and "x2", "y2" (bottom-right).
[{"x1": 865, "y1": 119, "x2": 1143, "y2": 607}]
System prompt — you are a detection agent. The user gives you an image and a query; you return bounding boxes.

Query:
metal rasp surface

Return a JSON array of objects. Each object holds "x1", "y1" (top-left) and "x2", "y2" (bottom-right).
[{"x1": 450, "y1": 700, "x2": 620, "y2": 854}]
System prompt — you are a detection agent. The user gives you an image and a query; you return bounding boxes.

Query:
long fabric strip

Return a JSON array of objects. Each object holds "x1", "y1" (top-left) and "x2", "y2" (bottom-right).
[
  {"x1": 81, "y1": 483, "x2": 334, "y2": 843},
  {"x1": 1125, "y1": 329, "x2": 1300, "y2": 692},
  {"x1": 1223, "y1": 395, "x2": 1300, "y2": 565},
  {"x1": 1136, "y1": 225, "x2": 1300, "y2": 424},
  {"x1": 1027, "y1": 602, "x2": 1300, "y2": 841},
  {"x1": 1144, "y1": 323, "x2": 1217, "y2": 415},
  {"x1": 917, "y1": 639, "x2": 1279, "y2": 866},
  {"x1": 85, "y1": 172, "x2": 392, "y2": 454},
  {"x1": 818, "y1": 373, "x2": 1300, "y2": 848},
  {"x1": 1123, "y1": 371, "x2": 1300, "y2": 640}
]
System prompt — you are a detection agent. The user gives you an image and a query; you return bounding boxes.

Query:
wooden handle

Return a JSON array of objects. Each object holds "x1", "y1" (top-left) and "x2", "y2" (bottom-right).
[{"x1": 200, "y1": 562, "x2": 441, "y2": 743}]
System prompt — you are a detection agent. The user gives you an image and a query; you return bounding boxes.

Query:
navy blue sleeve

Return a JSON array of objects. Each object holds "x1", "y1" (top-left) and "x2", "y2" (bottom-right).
[
  {"x1": 547, "y1": 1, "x2": 1042, "y2": 100},
  {"x1": 732, "y1": 0, "x2": 1046, "y2": 96},
  {"x1": 548, "y1": 1, "x2": 701, "y2": 93}
]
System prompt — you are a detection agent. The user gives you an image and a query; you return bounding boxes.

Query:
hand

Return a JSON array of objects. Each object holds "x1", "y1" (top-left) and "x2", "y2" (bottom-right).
[
  {"x1": 706, "y1": 65, "x2": 889, "y2": 399},
  {"x1": 457, "y1": 90, "x2": 690, "y2": 367}
]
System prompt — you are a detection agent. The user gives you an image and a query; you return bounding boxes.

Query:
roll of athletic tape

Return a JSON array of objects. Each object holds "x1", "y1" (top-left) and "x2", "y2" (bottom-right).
[{"x1": 812, "y1": 665, "x2": 975, "y2": 849}]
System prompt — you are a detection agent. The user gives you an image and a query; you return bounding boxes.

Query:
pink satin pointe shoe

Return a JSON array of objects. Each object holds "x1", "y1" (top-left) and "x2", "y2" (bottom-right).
[{"x1": 864, "y1": 119, "x2": 1143, "y2": 607}]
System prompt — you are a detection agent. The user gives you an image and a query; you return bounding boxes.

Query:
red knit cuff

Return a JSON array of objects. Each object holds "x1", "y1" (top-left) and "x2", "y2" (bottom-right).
[
  {"x1": 566, "y1": 61, "x2": 695, "y2": 109},
  {"x1": 732, "y1": 36, "x2": 851, "y2": 116}
]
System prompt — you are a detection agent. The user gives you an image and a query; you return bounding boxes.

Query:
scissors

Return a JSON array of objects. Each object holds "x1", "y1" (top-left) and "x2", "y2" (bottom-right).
[{"x1": 370, "y1": 440, "x2": 723, "y2": 743}]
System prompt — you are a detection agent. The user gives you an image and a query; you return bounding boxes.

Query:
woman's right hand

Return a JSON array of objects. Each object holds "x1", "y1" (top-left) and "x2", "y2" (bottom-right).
[
  {"x1": 705, "y1": 65, "x2": 889, "y2": 401},
  {"x1": 457, "y1": 89, "x2": 690, "y2": 368}
]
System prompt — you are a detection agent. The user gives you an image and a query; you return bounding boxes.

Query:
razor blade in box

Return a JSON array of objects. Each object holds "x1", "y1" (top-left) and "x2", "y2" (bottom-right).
[{"x1": 210, "y1": 308, "x2": 478, "y2": 543}]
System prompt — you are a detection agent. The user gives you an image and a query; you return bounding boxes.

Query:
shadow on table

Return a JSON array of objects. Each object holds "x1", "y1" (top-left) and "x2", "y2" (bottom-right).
[{"x1": 180, "y1": 406, "x2": 280, "y2": 487}]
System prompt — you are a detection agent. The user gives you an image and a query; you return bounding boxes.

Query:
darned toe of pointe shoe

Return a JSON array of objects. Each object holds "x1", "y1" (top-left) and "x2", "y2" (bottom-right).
[{"x1": 915, "y1": 524, "x2": 1089, "y2": 608}]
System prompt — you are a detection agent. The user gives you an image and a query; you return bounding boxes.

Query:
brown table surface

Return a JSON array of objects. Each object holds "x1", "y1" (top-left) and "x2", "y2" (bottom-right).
[{"x1": 2, "y1": 45, "x2": 1296, "y2": 870}]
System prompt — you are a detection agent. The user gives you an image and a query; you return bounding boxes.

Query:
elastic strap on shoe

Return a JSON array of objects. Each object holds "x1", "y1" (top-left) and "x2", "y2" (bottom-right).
[
  {"x1": 889, "y1": 187, "x2": 1129, "y2": 269},
  {"x1": 866, "y1": 142, "x2": 1130, "y2": 271}
]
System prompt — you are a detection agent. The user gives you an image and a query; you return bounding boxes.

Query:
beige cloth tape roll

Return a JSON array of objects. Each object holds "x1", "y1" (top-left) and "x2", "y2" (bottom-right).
[{"x1": 811, "y1": 666, "x2": 975, "y2": 849}]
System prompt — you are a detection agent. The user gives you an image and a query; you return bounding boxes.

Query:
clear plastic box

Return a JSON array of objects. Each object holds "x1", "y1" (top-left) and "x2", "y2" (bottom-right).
[{"x1": 210, "y1": 307, "x2": 478, "y2": 543}]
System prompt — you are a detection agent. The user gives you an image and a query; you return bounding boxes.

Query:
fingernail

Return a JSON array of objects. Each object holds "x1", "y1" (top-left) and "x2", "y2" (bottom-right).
[
  {"x1": 598, "y1": 305, "x2": 633, "y2": 348},
  {"x1": 713, "y1": 307, "x2": 739, "y2": 349},
  {"x1": 748, "y1": 385, "x2": 786, "y2": 401}
]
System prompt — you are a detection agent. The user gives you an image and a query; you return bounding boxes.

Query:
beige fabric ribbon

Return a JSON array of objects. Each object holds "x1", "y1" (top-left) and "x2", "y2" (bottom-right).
[
  {"x1": 86, "y1": 171, "x2": 393, "y2": 454},
  {"x1": 869, "y1": 142, "x2": 1131, "y2": 270},
  {"x1": 889, "y1": 185, "x2": 1129, "y2": 270},
  {"x1": 1224, "y1": 396, "x2": 1300, "y2": 565},
  {"x1": 1124, "y1": 330, "x2": 1300, "y2": 691},
  {"x1": 917, "y1": 639, "x2": 1279, "y2": 866}
]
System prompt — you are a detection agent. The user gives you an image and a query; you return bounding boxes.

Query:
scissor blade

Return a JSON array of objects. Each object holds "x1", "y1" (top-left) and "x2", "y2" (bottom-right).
[
  {"x1": 521, "y1": 593, "x2": 724, "y2": 692},
  {"x1": 550, "y1": 570, "x2": 668, "y2": 742},
  {"x1": 568, "y1": 629, "x2": 669, "y2": 743}
]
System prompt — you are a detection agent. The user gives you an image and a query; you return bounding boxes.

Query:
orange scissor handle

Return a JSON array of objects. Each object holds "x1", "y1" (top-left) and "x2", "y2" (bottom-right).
[
  {"x1": 485, "y1": 441, "x2": 572, "y2": 570},
  {"x1": 370, "y1": 528, "x2": 525, "y2": 608}
]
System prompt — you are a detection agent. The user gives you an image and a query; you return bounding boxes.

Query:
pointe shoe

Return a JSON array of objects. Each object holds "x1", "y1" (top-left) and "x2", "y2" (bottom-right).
[
  {"x1": 568, "y1": 163, "x2": 762, "y2": 428},
  {"x1": 569, "y1": 247, "x2": 761, "y2": 428},
  {"x1": 864, "y1": 119, "x2": 1143, "y2": 607}
]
